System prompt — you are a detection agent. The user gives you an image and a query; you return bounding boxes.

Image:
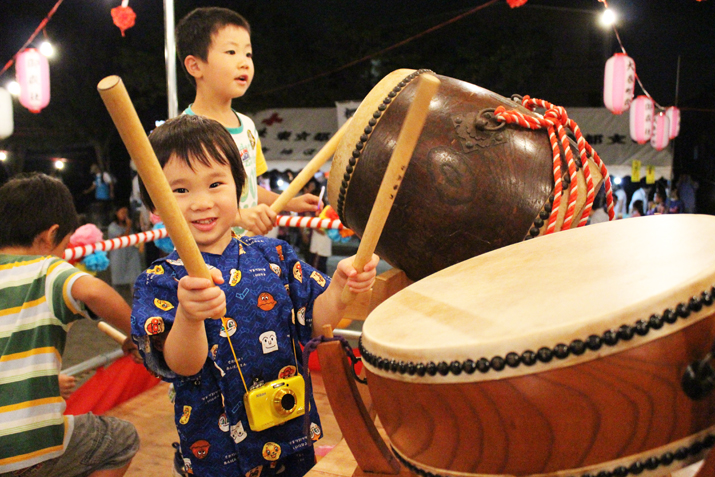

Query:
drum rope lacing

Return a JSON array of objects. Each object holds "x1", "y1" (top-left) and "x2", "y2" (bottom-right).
[{"x1": 493, "y1": 97, "x2": 615, "y2": 233}]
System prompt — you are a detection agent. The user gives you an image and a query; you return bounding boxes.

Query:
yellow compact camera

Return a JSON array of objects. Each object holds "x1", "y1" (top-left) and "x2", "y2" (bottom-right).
[{"x1": 244, "y1": 375, "x2": 306, "y2": 432}]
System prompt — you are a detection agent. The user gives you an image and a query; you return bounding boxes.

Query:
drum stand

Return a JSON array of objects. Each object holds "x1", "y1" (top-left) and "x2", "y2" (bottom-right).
[{"x1": 313, "y1": 268, "x2": 414, "y2": 477}]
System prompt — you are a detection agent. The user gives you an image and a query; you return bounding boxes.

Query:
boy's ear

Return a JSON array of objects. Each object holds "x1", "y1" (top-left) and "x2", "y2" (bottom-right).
[
  {"x1": 184, "y1": 55, "x2": 203, "y2": 79},
  {"x1": 33, "y1": 225, "x2": 60, "y2": 254}
]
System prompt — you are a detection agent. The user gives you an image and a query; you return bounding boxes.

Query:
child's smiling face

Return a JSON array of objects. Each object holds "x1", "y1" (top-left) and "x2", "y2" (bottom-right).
[{"x1": 163, "y1": 154, "x2": 238, "y2": 254}]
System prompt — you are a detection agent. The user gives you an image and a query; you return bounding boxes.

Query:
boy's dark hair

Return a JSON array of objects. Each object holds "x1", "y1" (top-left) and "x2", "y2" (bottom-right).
[
  {"x1": 141, "y1": 115, "x2": 247, "y2": 212},
  {"x1": 176, "y1": 7, "x2": 251, "y2": 87},
  {"x1": 0, "y1": 172, "x2": 79, "y2": 248}
]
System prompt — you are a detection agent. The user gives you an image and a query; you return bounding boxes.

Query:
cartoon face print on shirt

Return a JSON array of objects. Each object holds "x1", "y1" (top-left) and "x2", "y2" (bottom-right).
[
  {"x1": 183, "y1": 458, "x2": 193, "y2": 474},
  {"x1": 179, "y1": 405, "x2": 192, "y2": 425},
  {"x1": 257, "y1": 292, "x2": 276, "y2": 311},
  {"x1": 220, "y1": 318, "x2": 237, "y2": 337},
  {"x1": 154, "y1": 298, "x2": 174, "y2": 311},
  {"x1": 278, "y1": 365, "x2": 296, "y2": 379},
  {"x1": 310, "y1": 270, "x2": 326, "y2": 287},
  {"x1": 310, "y1": 422, "x2": 322, "y2": 441},
  {"x1": 144, "y1": 317, "x2": 165, "y2": 335},
  {"x1": 269, "y1": 263, "x2": 281, "y2": 277},
  {"x1": 147, "y1": 264, "x2": 164, "y2": 275},
  {"x1": 190, "y1": 440, "x2": 210, "y2": 459},
  {"x1": 218, "y1": 413, "x2": 230, "y2": 432},
  {"x1": 259, "y1": 331, "x2": 278, "y2": 354},
  {"x1": 231, "y1": 421, "x2": 247, "y2": 444},
  {"x1": 293, "y1": 262, "x2": 303, "y2": 282},
  {"x1": 229, "y1": 268, "x2": 242, "y2": 286},
  {"x1": 297, "y1": 307, "x2": 306, "y2": 326},
  {"x1": 262, "y1": 442, "x2": 281, "y2": 461}
]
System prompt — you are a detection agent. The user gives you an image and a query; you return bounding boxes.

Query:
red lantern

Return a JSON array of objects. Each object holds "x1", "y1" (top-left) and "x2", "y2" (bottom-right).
[
  {"x1": 603, "y1": 53, "x2": 636, "y2": 114},
  {"x1": 111, "y1": 1, "x2": 136, "y2": 37},
  {"x1": 15, "y1": 48, "x2": 50, "y2": 114},
  {"x1": 506, "y1": 0, "x2": 528, "y2": 7},
  {"x1": 629, "y1": 95, "x2": 654, "y2": 144},
  {"x1": 665, "y1": 106, "x2": 680, "y2": 140},
  {"x1": 650, "y1": 112, "x2": 670, "y2": 151}
]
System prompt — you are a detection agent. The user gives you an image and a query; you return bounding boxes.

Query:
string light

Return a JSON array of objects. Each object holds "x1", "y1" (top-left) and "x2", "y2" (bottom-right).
[
  {"x1": 0, "y1": 152, "x2": 7, "y2": 162},
  {"x1": 6, "y1": 81, "x2": 20, "y2": 96}
]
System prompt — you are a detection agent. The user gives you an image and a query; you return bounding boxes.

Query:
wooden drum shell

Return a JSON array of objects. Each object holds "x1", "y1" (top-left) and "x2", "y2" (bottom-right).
[
  {"x1": 366, "y1": 315, "x2": 715, "y2": 476},
  {"x1": 360, "y1": 215, "x2": 715, "y2": 476},
  {"x1": 329, "y1": 69, "x2": 560, "y2": 282}
]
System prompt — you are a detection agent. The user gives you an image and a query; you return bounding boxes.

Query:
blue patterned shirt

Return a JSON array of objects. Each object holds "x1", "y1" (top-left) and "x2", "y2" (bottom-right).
[{"x1": 131, "y1": 236, "x2": 328, "y2": 476}]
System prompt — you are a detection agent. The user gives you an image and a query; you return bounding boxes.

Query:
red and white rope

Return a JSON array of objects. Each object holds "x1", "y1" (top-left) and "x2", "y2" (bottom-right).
[
  {"x1": 63, "y1": 228, "x2": 169, "y2": 262},
  {"x1": 63, "y1": 215, "x2": 346, "y2": 261},
  {"x1": 275, "y1": 215, "x2": 344, "y2": 230},
  {"x1": 494, "y1": 96, "x2": 614, "y2": 234}
]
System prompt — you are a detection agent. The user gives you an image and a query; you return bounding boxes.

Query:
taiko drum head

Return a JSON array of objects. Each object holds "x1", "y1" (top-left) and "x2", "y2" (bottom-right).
[
  {"x1": 361, "y1": 214, "x2": 715, "y2": 477},
  {"x1": 328, "y1": 69, "x2": 604, "y2": 282}
]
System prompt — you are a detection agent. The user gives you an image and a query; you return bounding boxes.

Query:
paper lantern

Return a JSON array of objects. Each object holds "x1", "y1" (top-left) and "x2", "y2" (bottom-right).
[
  {"x1": 15, "y1": 48, "x2": 50, "y2": 114},
  {"x1": 0, "y1": 87, "x2": 12, "y2": 140},
  {"x1": 665, "y1": 106, "x2": 680, "y2": 140},
  {"x1": 629, "y1": 95, "x2": 654, "y2": 144},
  {"x1": 603, "y1": 53, "x2": 636, "y2": 114},
  {"x1": 650, "y1": 112, "x2": 670, "y2": 151}
]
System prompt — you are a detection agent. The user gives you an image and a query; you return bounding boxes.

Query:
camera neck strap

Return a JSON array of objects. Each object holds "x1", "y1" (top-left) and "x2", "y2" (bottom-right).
[{"x1": 221, "y1": 316, "x2": 301, "y2": 395}]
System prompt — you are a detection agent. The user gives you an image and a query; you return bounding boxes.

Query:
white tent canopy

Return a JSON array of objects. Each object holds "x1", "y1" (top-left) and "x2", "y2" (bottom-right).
[{"x1": 254, "y1": 106, "x2": 673, "y2": 180}]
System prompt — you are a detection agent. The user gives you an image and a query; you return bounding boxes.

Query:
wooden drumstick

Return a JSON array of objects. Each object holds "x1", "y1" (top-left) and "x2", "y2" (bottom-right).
[
  {"x1": 97, "y1": 76, "x2": 223, "y2": 316},
  {"x1": 97, "y1": 321, "x2": 127, "y2": 345},
  {"x1": 244, "y1": 117, "x2": 352, "y2": 237},
  {"x1": 340, "y1": 73, "x2": 440, "y2": 304}
]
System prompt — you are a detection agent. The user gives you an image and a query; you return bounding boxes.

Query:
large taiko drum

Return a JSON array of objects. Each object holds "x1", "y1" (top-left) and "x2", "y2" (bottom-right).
[
  {"x1": 328, "y1": 69, "x2": 605, "y2": 282},
  {"x1": 360, "y1": 214, "x2": 715, "y2": 477}
]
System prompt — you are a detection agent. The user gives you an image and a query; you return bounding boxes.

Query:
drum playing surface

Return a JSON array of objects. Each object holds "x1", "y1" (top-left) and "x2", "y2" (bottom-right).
[{"x1": 360, "y1": 214, "x2": 715, "y2": 476}]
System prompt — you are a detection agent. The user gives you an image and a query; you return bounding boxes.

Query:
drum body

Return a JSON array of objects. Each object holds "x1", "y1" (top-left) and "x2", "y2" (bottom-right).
[
  {"x1": 328, "y1": 69, "x2": 603, "y2": 281},
  {"x1": 360, "y1": 215, "x2": 715, "y2": 477}
]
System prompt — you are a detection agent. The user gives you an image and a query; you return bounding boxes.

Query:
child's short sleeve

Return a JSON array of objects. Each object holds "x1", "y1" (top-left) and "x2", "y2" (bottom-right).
[
  {"x1": 276, "y1": 242, "x2": 330, "y2": 344},
  {"x1": 45, "y1": 258, "x2": 89, "y2": 325},
  {"x1": 131, "y1": 262, "x2": 183, "y2": 381}
]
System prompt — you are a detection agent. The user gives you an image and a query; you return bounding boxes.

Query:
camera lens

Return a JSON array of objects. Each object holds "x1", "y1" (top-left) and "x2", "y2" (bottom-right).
[
  {"x1": 273, "y1": 388, "x2": 297, "y2": 415},
  {"x1": 281, "y1": 393, "x2": 296, "y2": 411}
]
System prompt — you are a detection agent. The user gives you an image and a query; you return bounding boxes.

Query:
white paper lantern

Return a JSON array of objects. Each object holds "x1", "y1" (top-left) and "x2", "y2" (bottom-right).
[
  {"x1": 15, "y1": 48, "x2": 50, "y2": 114},
  {"x1": 665, "y1": 106, "x2": 680, "y2": 140},
  {"x1": 603, "y1": 53, "x2": 636, "y2": 114},
  {"x1": 650, "y1": 112, "x2": 670, "y2": 151},
  {"x1": 629, "y1": 95, "x2": 654, "y2": 144},
  {"x1": 0, "y1": 87, "x2": 12, "y2": 140}
]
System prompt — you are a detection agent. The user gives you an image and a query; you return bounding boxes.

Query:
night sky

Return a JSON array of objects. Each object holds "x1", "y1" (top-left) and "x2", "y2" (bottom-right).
[{"x1": 0, "y1": 0, "x2": 714, "y2": 206}]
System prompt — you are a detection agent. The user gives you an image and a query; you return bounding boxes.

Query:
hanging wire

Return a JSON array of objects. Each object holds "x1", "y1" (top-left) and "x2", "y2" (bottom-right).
[
  {"x1": 0, "y1": 0, "x2": 66, "y2": 78},
  {"x1": 598, "y1": 0, "x2": 666, "y2": 110},
  {"x1": 253, "y1": 0, "x2": 500, "y2": 97}
]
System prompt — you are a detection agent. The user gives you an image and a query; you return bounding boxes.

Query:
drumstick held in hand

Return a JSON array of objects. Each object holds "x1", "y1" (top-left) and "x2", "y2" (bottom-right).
[
  {"x1": 245, "y1": 118, "x2": 351, "y2": 237},
  {"x1": 341, "y1": 73, "x2": 440, "y2": 304},
  {"x1": 97, "y1": 76, "x2": 223, "y2": 316},
  {"x1": 97, "y1": 321, "x2": 127, "y2": 345}
]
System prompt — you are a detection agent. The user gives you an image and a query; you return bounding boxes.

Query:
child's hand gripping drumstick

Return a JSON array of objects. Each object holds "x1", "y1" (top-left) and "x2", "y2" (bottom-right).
[
  {"x1": 340, "y1": 73, "x2": 440, "y2": 304},
  {"x1": 244, "y1": 118, "x2": 351, "y2": 237},
  {"x1": 97, "y1": 76, "x2": 223, "y2": 314}
]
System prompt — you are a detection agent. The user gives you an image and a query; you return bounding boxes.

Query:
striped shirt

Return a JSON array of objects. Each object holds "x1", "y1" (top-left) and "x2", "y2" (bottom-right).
[{"x1": 0, "y1": 255, "x2": 88, "y2": 473}]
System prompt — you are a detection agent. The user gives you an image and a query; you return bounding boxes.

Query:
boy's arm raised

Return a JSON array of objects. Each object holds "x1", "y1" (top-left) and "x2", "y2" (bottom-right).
[
  {"x1": 312, "y1": 254, "x2": 379, "y2": 336},
  {"x1": 71, "y1": 275, "x2": 132, "y2": 336},
  {"x1": 164, "y1": 269, "x2": 225, "y2": 376}
]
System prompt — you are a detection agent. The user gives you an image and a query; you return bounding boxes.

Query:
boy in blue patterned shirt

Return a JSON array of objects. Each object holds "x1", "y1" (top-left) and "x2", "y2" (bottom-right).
[{"x1": 131, "y1": 115, "x2": 378, "y2": 477}]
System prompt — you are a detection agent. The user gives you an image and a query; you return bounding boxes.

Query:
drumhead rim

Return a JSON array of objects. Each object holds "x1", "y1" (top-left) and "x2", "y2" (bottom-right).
[{"x1": 360, "y1": 214, "x2": 715, "y2": 383}]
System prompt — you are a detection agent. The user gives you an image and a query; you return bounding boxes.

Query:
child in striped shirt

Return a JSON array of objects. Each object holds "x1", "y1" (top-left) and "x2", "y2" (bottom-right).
[{"x1": 0, "y1": 173, "x2": 139, "y2": 477}]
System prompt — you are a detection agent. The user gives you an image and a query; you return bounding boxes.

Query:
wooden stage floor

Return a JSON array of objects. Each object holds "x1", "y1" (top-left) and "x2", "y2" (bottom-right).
[{"x1": 106, "y1": 371, "x2": 704, "y2": 477}]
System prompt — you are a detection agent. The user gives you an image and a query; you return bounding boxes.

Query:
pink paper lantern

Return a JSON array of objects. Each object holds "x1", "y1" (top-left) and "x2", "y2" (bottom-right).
[
  {"x1": 665, "y1": 106, "x2": 680, "y2": 140},
  {"x1": 629, "y1": 95, "x2": 654, "y2": 144},
  {"x1": 0, "y1": 87, "x2": 12, "y2": 140},
  {"x1": 650, "y1": 112, "x2": 670, "y2": 151},
  {"x1": 15, "y1": 48, "x2": 50, "y2": 114},
  {"x1": 603, "y1": 53, "x2": 636, "y2": 114}
]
